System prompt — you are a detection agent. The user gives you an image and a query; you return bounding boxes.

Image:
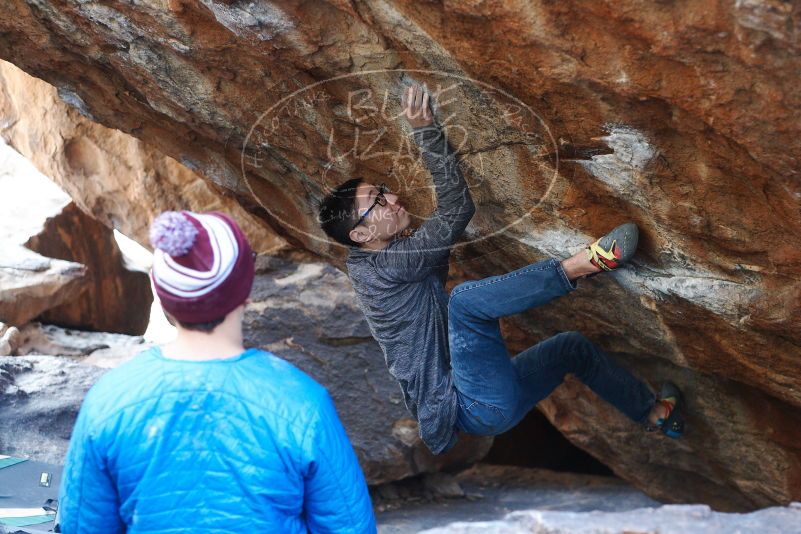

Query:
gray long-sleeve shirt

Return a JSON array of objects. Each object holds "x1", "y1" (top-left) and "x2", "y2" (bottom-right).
[{"x1": 346, "y1": 125, "x2": 476, "y2": 454}]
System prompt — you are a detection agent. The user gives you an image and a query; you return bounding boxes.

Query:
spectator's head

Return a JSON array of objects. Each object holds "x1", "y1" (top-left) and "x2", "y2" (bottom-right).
[
  {"x1": 319, "y1": 178, "x2": 410, "y2": 248},
  {"x1": 149, "y1": 211, "x2": 255, "y2": 333}
]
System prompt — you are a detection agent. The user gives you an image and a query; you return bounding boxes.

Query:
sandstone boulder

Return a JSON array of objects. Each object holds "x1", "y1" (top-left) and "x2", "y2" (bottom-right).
[
  {"x1": 0, "y1": 0, "x2": 799, "y2": 509},
  {"x1": 0, "y1": 141, "x2": 152, "y2": 335},
  {"x1": 0, "y1": 247, "x2": 87, "y2": 328},
  {"x1": 0, "y1": 355, "x2": 107, "y2": 463},
  {"x1": 0, "y1": 323, "x2": 21, "y2": 356},
  {"x1": 375, "y1": 464, "x2": 660, "y2": 529},
  {"x1": 16, "y1": 322, "x2": 151, "y2": 363},
  {"x1": 0, "y1": 325, "x2": 150, "y2": 462},
  {"x1": 26, "y1": 202, "x2": 153, "y2": 335},
  {"x1": 0, "y1": 59, "x2": 285, "y2": 255},
  {"x1": 0, "y1": 143, "x2": 88, "y2": 326},
  {"x1": 421, "y1": 503, "x2": 801, "y2": 534}
]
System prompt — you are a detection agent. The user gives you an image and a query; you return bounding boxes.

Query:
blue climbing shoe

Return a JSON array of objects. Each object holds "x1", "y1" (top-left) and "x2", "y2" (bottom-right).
[{"x1": 651, "y1": 381, "x2": 685, "y2": 439}]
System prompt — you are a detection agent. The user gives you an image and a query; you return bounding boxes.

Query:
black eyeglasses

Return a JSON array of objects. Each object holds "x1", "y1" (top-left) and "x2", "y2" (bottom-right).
[{"x1": 353, "y1": 183, "x2": 388, "y2": 229}]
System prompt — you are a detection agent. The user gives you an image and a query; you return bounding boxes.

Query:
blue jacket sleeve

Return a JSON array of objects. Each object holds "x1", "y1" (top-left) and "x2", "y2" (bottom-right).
[
  {"x1": 58, "y1": 392, "x2": 125, "y2": 533},
  {"x1": 302, "y1": 392, "x2": 376, "y2": 534}
]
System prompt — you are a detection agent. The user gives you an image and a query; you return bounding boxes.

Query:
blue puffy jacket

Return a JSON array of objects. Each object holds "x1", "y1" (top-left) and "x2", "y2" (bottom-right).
[{"x1": 58, "y1": 347, "x2": 376, "y2": 533}]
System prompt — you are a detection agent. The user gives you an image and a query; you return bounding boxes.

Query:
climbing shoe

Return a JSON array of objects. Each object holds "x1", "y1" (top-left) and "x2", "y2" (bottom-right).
[
  {"x1": 586, "y1": 222, "x2": 639, "y2": 274},
  {"x1": 647, "y1": 381, "x2": 685, "y2": 438}
]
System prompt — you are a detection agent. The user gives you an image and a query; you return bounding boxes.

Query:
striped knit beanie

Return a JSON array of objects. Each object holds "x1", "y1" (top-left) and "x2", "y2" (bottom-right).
[{"x1": 149, "y1": 211, "x2": 255, "y2": 323}]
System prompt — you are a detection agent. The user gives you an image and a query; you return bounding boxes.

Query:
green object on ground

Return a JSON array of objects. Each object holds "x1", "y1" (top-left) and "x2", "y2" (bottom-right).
[
  {"x1": 0, "y1": 456, "x2": 26, "y2": 470},
  {"x1": 0, "y1": 513, "x2": 55, "y2": 526}
]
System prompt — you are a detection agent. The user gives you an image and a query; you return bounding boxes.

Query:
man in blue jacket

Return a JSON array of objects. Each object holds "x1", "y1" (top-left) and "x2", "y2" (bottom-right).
[{"x1": 58, "y1": 210, "x2": 376, "y2": 533}]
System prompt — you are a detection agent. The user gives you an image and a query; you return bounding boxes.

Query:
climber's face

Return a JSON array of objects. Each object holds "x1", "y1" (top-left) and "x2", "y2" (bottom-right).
[{"x1": 348, "y1": 181, "x2": 410, "y2": 247}]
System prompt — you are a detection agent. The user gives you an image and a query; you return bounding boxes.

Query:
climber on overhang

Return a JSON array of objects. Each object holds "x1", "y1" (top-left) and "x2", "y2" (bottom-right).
[{"x1": 318, "y1": 82, "x2": 685, "y2": 456}]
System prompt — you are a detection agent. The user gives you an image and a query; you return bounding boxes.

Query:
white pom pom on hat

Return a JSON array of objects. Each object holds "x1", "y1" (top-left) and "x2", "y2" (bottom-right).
[
  {"x1": 148, "y1": 210, "x2": 255, "y2": 323},
  {"x1": 149, "y1": 211, "x2": 199, "y2": 257}
]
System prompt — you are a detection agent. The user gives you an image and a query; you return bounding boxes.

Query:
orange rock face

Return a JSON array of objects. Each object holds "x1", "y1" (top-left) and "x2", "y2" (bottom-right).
[
  {"x1": 0, "y1": 61, "x2": 286, "y2": 255},
  {"x1": 0, "y1": 141, "x2": 151, "y2": 334},
  {"x1": 0, "y1": 0, "x2": 799, "y2": 509},
  {"x1": 26, "y1": 202, "x2": 153, "y2": 335}
]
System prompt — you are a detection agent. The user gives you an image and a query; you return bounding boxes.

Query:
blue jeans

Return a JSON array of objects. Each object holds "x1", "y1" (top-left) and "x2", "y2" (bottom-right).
[{"x1": 448, "y1": 258, "x2": 656, "y2": 436}]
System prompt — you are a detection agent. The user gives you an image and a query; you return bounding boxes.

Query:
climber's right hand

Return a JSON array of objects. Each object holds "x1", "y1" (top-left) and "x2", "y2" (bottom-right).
[{"x1": 402, "y1": 83, "x2": 433, "y2": 129}]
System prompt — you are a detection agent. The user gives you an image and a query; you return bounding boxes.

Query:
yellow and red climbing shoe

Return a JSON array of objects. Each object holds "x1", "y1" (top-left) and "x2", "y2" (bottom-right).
[{"x1": 586, "y1": 222, "x2": 639, "y2": 273}]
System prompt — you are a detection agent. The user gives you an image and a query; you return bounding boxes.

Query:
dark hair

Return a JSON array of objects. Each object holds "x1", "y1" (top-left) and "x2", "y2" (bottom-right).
[
  {"x1": 165, "y1": 313, "x2": 226, "y2": 333},
  {"x1": 319, "y1": 177, "x2": 363, "y2": 247},
  {"x1": 177, "y1": 317, "x2": 226, "y2": 333}
]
